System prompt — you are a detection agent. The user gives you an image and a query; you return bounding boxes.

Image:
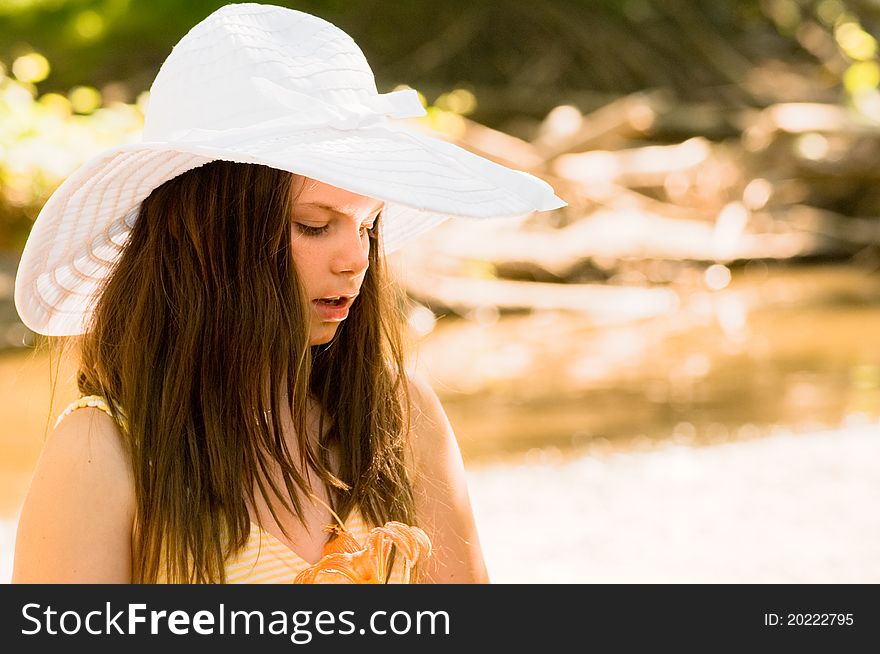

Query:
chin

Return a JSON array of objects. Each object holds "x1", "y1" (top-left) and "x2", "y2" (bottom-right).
[{"x1": 309, "y1": 324, "x2": 340, "y2": 346}]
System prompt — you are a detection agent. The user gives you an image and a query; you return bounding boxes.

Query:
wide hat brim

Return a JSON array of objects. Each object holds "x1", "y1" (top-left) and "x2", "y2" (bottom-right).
[{"x1": 14, "y1": 121, "x2": 566, "y2": 337}]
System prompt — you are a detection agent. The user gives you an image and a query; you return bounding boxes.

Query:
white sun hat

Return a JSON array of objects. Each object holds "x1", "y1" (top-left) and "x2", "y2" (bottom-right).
[{"x1": 14, "y1": 2, "x2": 565, "y2": 337}]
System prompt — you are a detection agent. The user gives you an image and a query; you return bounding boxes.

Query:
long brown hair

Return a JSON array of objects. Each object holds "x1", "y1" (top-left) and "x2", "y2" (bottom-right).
[{"x1": 74, "y1": 161, "x2": 415, "y2": 582}]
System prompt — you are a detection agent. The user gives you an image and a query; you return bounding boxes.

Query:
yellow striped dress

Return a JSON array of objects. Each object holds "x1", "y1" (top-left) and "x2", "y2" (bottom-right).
[{"x1": 57, "y1": 395, "x2": 406, "y2": 584}]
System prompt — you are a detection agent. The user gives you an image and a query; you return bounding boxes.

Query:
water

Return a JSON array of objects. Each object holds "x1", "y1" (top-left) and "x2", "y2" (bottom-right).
[
  {"x1": 471, "y1": 421, "x2": 880, "y2": 583},
  {"x1": 418, "y1": 263, "x2": 880, "y2": 460}
]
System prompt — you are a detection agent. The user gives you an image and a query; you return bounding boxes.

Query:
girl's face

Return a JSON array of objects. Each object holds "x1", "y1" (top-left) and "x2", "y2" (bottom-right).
[{"x1": 289, "y1": 177, "x2": 384, "y2": 345}]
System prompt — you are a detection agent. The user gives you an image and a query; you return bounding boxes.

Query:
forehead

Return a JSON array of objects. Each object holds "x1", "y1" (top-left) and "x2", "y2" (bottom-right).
[{"x1": 294, "y1": 177, "x2": 384, "y2": 214}]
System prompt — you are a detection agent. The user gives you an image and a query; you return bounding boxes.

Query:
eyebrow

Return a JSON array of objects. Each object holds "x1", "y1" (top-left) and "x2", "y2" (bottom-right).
[{"x1": 300, "y1": 201, "x2": 385, "y2": 217}]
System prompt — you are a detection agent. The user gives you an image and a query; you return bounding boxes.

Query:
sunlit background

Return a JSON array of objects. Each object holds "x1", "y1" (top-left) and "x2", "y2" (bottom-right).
[{"x1": 1, "y1": 0, "x2": 879, "y2": 583}]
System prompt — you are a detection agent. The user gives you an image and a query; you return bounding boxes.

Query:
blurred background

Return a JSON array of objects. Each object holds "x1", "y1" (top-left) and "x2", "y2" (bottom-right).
[{"x1": 1, "y1": 0, "x2": 879, "y2": 582}]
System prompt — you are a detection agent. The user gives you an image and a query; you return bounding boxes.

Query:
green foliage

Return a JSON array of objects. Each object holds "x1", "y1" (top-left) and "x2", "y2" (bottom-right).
[
  {"x1": 0, "y1": 61, "x2": 144, "y2": 249},
  {"x1": 8, "y1": 0, "x2": 877, "y2": 108}
]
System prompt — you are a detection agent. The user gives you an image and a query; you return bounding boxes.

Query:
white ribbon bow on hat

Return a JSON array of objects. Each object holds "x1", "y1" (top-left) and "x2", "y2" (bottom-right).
[
  {"x1": 256, "y1": 78, "x2": 426, "y2": 130},
  {"x1": 156, "y1": 77, "x2": 427, "y2": 144}
]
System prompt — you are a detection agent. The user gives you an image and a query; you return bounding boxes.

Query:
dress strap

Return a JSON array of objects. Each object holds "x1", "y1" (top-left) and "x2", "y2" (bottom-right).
[{"x1": 54, "y1": 395, "x2": 116, "y2": 429}]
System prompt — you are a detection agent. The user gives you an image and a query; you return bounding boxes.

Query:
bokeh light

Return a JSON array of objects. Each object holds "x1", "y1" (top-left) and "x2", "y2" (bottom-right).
[
  {"x1": 68, "y1": 85, "x2": 102, "y2": 114},
  {"x1": 73, "y1": 9, "x2": 106, "y2": 41},
  {"x1": 835, "y1": 21, "x2": 877, "y2": 61},
  {"x1": 10, "y1": 53, "x2": 50, "y2": 84},
  {"x1": 436, "y1": 88, "x2": 477, "y2": 115},
  {"x1": 704, "y1": 264, "x2": 732, "y2": 291},
  {"x1": 843, "y1": 60, "x2": 880, "y2": 94}
]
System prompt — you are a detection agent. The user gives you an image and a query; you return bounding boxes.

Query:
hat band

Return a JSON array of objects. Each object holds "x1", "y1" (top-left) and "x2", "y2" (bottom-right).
[{"x1": 146, "y1": 84, "x2": 426, "y2": 143}]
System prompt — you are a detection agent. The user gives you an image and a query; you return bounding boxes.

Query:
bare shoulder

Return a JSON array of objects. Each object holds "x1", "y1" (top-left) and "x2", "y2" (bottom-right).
[
  {"x1": 404, "y1": 368, "x2": 440, "y2": 415},
  {"x1": 13, "y1": 407, "x2": 135, "y2": 583},
  {"x1": 403, "y1": 370, "x2": 489, "y2": 583},
  {"x1": 404, "y1": 369, "x2": 454, "y2": 463}
]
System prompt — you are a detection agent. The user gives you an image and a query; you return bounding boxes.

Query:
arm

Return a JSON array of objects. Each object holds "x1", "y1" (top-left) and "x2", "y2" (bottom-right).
[
  {"x1": 406, "y1": 372, "x2": 489, "y2": 584},
  {"x1": 12, "y1": 407, "x2": 135, "y2": 583}
]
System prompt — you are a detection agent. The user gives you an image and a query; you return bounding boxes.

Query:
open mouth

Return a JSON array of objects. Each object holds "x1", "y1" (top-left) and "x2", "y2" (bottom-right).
[
  {"x1": 315, "y1": 294, "x2": 356, "y2": 308},
  {"x1": 317, "y1": 297, "x2": 347, "y2": 306},
  {"x1": 313, "y1": 295, "x2": 354, "y2": 322}
]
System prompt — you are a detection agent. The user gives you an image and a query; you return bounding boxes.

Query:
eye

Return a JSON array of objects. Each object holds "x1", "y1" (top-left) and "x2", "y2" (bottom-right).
[{"x1": 295, "y1": 223, "x2": 329, "y2": 236}]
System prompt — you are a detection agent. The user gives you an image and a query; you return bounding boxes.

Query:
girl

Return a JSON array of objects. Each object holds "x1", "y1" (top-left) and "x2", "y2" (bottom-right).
[{"x1": 11, "y1": 3, "x2": 564, "y2": 583}]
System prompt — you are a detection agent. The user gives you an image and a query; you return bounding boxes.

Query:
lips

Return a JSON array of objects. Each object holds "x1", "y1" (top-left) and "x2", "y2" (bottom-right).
[
  {"x1": 312, "y1": 294, "x2": 357, "y2": 321},
  {"x1": 315, "y1": 293, "x2": 357, "y2": 306}
]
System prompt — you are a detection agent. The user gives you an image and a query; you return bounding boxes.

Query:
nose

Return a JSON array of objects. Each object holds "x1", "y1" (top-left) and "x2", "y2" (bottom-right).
[{"x1": 333, "y1": 222, "x2": 369, "y2": 277}]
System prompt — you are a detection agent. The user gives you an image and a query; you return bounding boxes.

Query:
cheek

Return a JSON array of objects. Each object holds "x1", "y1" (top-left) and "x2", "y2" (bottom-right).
[{"x1": 289, "y1": 239, "x2": 320, "y2": 280}]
